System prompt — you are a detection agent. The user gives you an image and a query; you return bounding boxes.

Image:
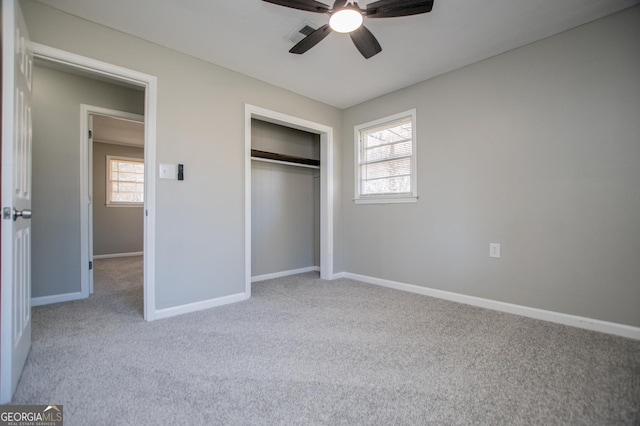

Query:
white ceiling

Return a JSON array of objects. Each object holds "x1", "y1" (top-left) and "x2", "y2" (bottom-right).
[
  {"x1": 36, "y1": 0, "x2": 639, "y2": 109},
  {"x1": 93, "y1": 115, "x2": 144, "y2": 148}
]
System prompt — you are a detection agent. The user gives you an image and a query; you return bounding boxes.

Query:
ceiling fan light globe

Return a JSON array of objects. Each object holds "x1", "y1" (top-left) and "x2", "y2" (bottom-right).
[{"x1": 329, "y1": 8, "x2": 363, "y2": 33}]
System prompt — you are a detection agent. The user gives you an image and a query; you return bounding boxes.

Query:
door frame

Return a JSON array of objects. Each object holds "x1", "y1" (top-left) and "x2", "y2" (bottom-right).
[
  {"x1": 244, "y1": 104, "x2": 334, "y2": 296},
  {"x1": 81, "y1": 106, "x2": 145, "y2": 296},
  {"x1": 31, "y1": 42, "x2": 158, "y2": 321}
]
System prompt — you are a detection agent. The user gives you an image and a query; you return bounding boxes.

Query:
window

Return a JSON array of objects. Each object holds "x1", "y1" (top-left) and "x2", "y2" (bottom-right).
[
  {"x1": 106, "y1": 155, "x2": 144, "y2": 206},
  {"x1": 354, "y1": 109, "x2": 417, "y2": 204}
]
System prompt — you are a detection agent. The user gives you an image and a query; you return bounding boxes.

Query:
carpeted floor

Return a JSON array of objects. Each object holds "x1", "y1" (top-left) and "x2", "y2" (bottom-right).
[{"x1": 12, "y1": 257, "x2": 640, "y2": 425}]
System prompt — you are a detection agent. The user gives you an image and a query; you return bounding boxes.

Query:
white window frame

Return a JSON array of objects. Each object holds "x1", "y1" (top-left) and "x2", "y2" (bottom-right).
[
  {"x1": 354, "y1": 109, "x2": 418, "y2": 204},
  {"x1": 106, "y1": 155, "x2": 144, "y2": 207}
]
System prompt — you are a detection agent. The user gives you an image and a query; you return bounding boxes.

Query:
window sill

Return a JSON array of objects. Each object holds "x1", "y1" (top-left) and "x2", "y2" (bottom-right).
[
  {"x1": 354, "y1": 196, "x2": 418, "y2": 205},
  {"x1": 105, "y1": 203, "x2": 144, "y2": 208}
]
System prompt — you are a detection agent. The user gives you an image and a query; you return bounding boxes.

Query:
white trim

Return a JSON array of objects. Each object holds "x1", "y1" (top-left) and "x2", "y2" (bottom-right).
[
  {"x1": 343, "y1": 272, "x2": 640, "y2": 340},
  {"x1": 88, "y1": 114, "x2": 94, "y2": 294},
  {"x1": 31, "y1": 292, "x2": 84, "y2": 307},
  {"x1": 154, "y1": 292, "x2": 250, "y2": 320},
  {"x1": 252, "y1": 266, "x2": 320, "y2": 283},
  {"x1": 354, "y1": 109, "x2": 417, "y2": 203},
  {"x1": 29, "y1": 42, "x2": 151, "y2": 88},
  {"x1": 31, "y1": 42, "x2": 158, "y2": 321},
  {"x1": 93, "y1": 251, "x2": 143, "y2": 259},
  {"x1": 244, "y1": 104, "x2": 335, "y2": 299}
]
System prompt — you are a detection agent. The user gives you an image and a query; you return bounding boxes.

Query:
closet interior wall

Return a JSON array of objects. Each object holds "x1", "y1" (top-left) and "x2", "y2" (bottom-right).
[{"x1": 251, "y1": 119, "x2": 320, "y2": 278}]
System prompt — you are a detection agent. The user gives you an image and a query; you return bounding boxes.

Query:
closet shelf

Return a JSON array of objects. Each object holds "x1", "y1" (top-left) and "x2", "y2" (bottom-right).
[{"x1": 251, "y1": 149, "x2": 320, "y2": 169}]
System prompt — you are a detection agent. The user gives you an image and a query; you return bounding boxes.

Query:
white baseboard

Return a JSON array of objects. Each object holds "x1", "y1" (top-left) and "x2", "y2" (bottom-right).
[
  {"x1": 252, "y1": 266, "x2": 320, "y2": 283},
  {"x1": 93, "y1": 251, "x2": 143, "y2": 259},
  {"x1": 154, "y1": 292, "x2": 250, "y2": 320},
  {"x1": 32, "y1": 291, "x2": 85, "y2": 307},
  {"x1": 343, "y1": 272, "x2": 640, "y2": 340}
]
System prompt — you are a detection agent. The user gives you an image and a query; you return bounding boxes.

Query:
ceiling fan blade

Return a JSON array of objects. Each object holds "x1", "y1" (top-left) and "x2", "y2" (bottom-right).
[
  {"x1": 289, "y1": 24, "x2": 333, "y2": 54},
  {"x1": 262, "y1": 0, "x2": 330, "y2": 13},
  {"x1": 366, "y1": 0, "x2": 434, "y2": 18},
  {"x1": 349, "y1": 25, "x2": 382, "y2": 59},
  {"x1": 332, "y1": 0, "x2": 347, "y2": 9}
]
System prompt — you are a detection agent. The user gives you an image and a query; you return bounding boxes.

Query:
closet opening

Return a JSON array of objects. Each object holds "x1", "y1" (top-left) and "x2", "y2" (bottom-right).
[
  {"x1": 244, "y1": 104, "x2": 334, "y2": 296},
  {"x1": 251, "y1": 119, "x2": 321, "y2": 282}
]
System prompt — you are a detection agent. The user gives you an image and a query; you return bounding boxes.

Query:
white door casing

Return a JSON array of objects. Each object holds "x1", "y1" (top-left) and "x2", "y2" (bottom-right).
[
  {"x1": 1, "y1": 0, "x2": 33, "y2": 403},
  {"x1": 88, "y1": 114, "x2": 94, "y2": 294},
  {"x1": 81, "y1": 106, "x2": 145, "y2": 298},
  {"x1": 30, "y1": 42, "x2": 157, "y2": 321},
  {"x1": 244, "y1": 104, "x2": 334, "y2": 296}
]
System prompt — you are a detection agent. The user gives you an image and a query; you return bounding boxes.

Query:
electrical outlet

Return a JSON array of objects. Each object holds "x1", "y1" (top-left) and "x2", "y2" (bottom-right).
[{"x1": 489, "y1": 243, "x2": 501, "y2": 259}]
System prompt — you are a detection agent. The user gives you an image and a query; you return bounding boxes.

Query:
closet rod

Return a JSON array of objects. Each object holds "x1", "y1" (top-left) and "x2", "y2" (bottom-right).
[{"x1": 250, "y1": 149, "x2": 320, "y2": 168}]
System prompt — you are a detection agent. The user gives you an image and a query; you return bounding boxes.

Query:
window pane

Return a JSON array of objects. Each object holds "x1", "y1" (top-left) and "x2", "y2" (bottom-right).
[
  {"x1": 356, "y1": 111, "x2": 416, "y2": 201},
  {"x1": 112, "y1": 192, "x2": 143, "y2": 203},
  {"x1": 362, "y1": 118, "x2": 412, "y2": 148},
  {"x1": 117, "y1": 172, "x2": 144, "y2": 183},
  {"x1": 116, "y1": 182, "x2": 138, "y2": 192},
  {"x1": 108, "y1": 156, "x2": 144, "y2": 205},
  {"x1": 362, "y1": 176, "x2": 411, "y2": 195},
  {"x1": 363, "y1": 140, "x2": 412, "y2": 163},
  {"x1": 361, "y1": 157, "x2": 411, "y2": 180},
  {"x1": 117, "y1": 162, "x2": 143, "y2": 173}
]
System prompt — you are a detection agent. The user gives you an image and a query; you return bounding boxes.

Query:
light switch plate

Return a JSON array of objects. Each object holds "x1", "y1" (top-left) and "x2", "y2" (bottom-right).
[
  {"x1": 159, "y1": 163, "x2": 177, "y2": 180},
  {"x1": 489, "y1": 243, "x2": 501, "y2": 258}
]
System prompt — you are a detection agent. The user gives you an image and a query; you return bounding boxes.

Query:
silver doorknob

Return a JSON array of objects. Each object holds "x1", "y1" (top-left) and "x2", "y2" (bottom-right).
[{"x1": 13, "y1": 208, "x2": 32, "y2": 221}]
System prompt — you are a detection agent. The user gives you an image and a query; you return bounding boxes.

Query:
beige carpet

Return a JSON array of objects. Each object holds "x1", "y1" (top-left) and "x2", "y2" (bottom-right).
[{"x1": 11, "y1": 257, "x2": 640, "y2": 425}]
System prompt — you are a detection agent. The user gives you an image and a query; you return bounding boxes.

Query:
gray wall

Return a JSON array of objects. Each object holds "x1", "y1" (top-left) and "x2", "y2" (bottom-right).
[
  {"x1": 25, "y1": 0, "x2": 638, "y2": 328},
  {"x1": 32, "y1": 65, "x2": 144, "y2": 298},
  {"x1": 93, "y1": 142, "x2": 144, "y2": 256},
  {"x1": 342, "y1": 7, "x2": 640, "y2": 327},
  {"x1": 22, "y1": 0, "x2": 343, "y2": 309},
  {"x1": 251, "y1": 120, "x2": 320, "y2": 276}
]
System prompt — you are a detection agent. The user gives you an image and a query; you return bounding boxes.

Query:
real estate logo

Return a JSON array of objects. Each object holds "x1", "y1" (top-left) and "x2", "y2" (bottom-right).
[{"x1": 0, "y1": 405, "x2": 63, "y2": 426}]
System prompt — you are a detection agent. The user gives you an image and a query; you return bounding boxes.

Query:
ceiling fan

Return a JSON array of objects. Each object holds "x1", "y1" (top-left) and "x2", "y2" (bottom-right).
[{"x1": 263, "y1": 0, "x2": 435, "y2": 59}]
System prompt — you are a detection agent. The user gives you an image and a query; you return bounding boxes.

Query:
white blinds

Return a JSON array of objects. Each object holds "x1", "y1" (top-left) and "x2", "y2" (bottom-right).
[
  {"x1": 359, "y1": 116, "x2": 413, "y2": 196},
  {"x1": 107, "y1": 156, "x2": 144, "y2": 204}
]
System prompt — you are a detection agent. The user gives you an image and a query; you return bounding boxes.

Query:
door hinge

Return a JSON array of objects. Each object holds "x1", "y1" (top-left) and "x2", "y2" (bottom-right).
[
  {"x1": 88, "y1": 130, "x2": 92, "y2": 139},
  {"x1": 89, "y1": 261, "x2": 93, "y2": 270}
]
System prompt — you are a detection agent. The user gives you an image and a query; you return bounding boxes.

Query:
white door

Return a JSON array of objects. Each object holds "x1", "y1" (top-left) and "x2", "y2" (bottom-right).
[{"x1": 1, "y1": 0, "x2": 33, "y2": 404}]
